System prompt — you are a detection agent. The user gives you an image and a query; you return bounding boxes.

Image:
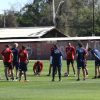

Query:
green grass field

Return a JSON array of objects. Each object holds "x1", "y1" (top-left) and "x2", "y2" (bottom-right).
[{"x1": 0, "y1": 60, "x2": 100, "y2": 100}]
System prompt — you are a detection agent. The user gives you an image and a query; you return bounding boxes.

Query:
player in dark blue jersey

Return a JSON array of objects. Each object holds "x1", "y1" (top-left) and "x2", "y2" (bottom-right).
[
  {"x1": 51, "y1": 45, "x2": 62, "y2": 81},
  {"x1": 88, "y1": 48, "x2": 100, "y2": 79},
  {"x1": 76, "y1": 43, "x2": 87, "y2": 81},
  {"x1": 12, "y1": 43, "x2": 19, "y2": 79}
]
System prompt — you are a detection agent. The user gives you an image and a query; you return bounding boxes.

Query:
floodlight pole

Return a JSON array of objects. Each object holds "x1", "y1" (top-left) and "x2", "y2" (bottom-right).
[
  {"x1": 3, "y1": 10, "x2": 6, "y2": 28},
  {"x1": 52, "y1": 0, "x2": 64, "y2": 27},
  {"x1": 92, "y1": 0, "x2": 95, "y2": 36},
  {"x1": 52, "y1": 0, "x2": 56, "y2": 27}
]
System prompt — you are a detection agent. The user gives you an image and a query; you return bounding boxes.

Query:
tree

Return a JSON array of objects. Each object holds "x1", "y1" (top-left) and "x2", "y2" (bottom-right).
[{"x1": 5, "y1": 11, "x2": 17, "y2": 27}]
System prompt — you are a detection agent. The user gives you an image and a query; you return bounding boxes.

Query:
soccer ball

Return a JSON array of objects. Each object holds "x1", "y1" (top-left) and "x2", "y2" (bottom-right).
[{"x1": 64, "y1": 72, "x2": 68, "y2": 77}]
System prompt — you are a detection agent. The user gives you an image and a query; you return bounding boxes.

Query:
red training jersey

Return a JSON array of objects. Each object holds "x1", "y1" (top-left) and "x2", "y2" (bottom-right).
[
  {"x1": 1, "y1": 48, "x2": 13, "y2": 63},
  {"x1": 19, "y1": 49, "x2": 28, "y2": 62},
  {"x1": 33, "y1": 61, "x2": 43, "y2": 72},
  {"x1": 66, "y1": 46, "x2": 75, "y2": 60}
]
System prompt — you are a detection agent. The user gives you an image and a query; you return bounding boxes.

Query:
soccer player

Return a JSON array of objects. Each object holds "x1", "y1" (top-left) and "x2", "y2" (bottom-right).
[
  {"x1": 33, "y1": 61, "x2": 43, "y2": 75},
  {"x1": 76, "y1": 43, "x2": 87, "y2": 81},
  {"x1": 47, "y1": 47, "x2": 54, "y2": 76},
  {"x1": 51, "y1": 45, "x2": 62, "y2": 81},
  {"x1": 1, "y1": 45, "x2": 14, "y2": 80},
  {"x1": 19, "y1": 46, "x2": 29, "y2": 81},
  {"x1": 88, "y1": 48, "x2": 100, "y2": 79},
  {"x1": 12, "y1": 43, "x2": 19, "y2": 79},
  {"x1": 65, "y1": 42, "x2": 76, "y2": 76}
]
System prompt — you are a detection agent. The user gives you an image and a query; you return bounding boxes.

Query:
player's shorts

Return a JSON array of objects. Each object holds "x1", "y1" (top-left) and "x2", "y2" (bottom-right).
[
  {"x1": 3, "y1": 62, "x2": 13, "y2": 69},
  {"x1": 12, "y1": 61, "x2": 19, "y2": 70},
  {"x1": 77, "y1": 60, "x2": 86, "y2": 69},
  {"x1": 19, "y1": 62, "x2": 27, "y2": 72},
  {"x1": 66, "y1": 59, "x2": 74, "y2": 66},
  {"x1": 95, "y1": 60, "x2": 100, "y2": 66}
]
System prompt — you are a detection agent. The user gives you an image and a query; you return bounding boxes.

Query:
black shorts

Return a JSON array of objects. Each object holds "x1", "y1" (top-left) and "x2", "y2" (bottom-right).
[
  {"x1": 66, "y1": 59, "x2": 74, "y2": 66},
  {"x1": 95, "y1": 60, "x2": 100, "y2": 66},
  {"x1": 77, "y1": 60, "x2": 86, "y2": 69},
  {"x1": 4, "y1": 62, "x2": 13, "y2": 69},
  {"x1": 12, "y1": 61, "x2": 19, "y2": 70},
  {"x1": 19, "y1": 62, "x2": 27, "y2": 72}
]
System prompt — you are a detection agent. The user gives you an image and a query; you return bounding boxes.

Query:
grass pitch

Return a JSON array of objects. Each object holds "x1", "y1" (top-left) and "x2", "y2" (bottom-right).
[{"x1": 0, "y1": 60, "x2": 100, "y2": 100}]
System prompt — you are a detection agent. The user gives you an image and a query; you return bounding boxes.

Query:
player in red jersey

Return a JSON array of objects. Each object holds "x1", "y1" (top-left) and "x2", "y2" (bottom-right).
[
  {"x1": 33, "y1": 61, "x2": 43, "y2": 75},
  {"x1": 1, "y1": 45, "x2": 14, "y2": 80},
  {"x1": 65, "y1": 43, "x2": 76, "y2": 76},
  {"x1": 19, "y1": 46, "x2": 29, "y2": 81}
]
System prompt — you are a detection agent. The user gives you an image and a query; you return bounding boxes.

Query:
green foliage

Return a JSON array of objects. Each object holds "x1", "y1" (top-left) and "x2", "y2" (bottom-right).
[{"x1": 0, "y1": 0, "x2": 100, "y2": 36}]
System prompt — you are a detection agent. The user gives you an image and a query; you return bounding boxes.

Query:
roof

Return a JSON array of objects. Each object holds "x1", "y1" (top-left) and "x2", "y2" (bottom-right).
[
  {"x1": 0, "y1": 36, "x2": 100, "y2": 43},
  {"x1": 0, "y1": 26, "x2": 57, "y2": 39}
]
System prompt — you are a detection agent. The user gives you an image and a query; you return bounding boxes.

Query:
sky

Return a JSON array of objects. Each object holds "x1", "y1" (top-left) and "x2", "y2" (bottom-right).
[{"x1": 0, "y1": 0, "x2": 32, "y2": 14}]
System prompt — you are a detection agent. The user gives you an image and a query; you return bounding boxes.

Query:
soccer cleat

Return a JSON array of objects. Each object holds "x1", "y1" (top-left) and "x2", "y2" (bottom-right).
[
  {"x1": 97, "y1": 76, "x2": 100, "y2": 78},
  {"x1": 76, "y1": 78, "x2": 80, "y2": 81},
  {"x1": 74, "y1": 74, "x2": 76, "y2": 77},
  {"x1": 24, "y1": 80, "x2": 29, "y2": 82},
  {"x1": 6, "y1": 78, "x2": 9, "y2": 81},
  {"x1": 47, "y1": 74, "x2": 50, "y2": 76},
  {"x1": 83, "y1": 78, "x2": 86, "y2": 81},
  {"x1": 52, "y1": 79, "x2": 54, "y2": 82},
  {"x1": 59, "y1": 79, "x2": 62, "y2": 82},
  {"x1": 16, "y1": 77, "x2": 18, "y2": 79},
  {"x1": 92, "y1": 76, "x2": 97, "y2": 79}
]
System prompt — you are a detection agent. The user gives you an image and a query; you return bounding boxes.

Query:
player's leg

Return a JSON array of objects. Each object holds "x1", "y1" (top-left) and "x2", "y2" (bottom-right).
[
  {"x1": 52, "y1": 65, "x2": 56, "y2": 81},
  {"x1": 19, "y1": 70, "x2": 22, "y2": 81},
  {"x1": 71, "y1": 60, "x2": 76, "y2": 75},
  {"x1": 37, "y1": 65, "x2": 41, "y2": 75},
  {"x1": 97, "y1": 66, "x2": 99, "y2": 77},
  {"x1": 97, "y1": 61, "x2": 100, "y2": 78},
  {"x1": 4, "y1": 62, "x2": 9, "y2": 80},
  {"x1": 23, "y1": 71, "x2": 27, "y2": 81},
  {"x1": 19, "y1": 62, "x2": 22, "y2": 81},
  {"x1": 15, "y1": 62, "x2": 19, "y2": 79},
  {"x1": 67, "y1": 60, "x2": 70, "y2": 76},
  {"x1": 76, "y1": 61, "x2": 81, "y2": 81},
  {"x1": 9, "y1": 63, "x2": 14, "y2": 80},
  {"x1": 94, "y1": 61, "x2": 98, "y2": 78},
  {"x1": 57, "y1": 65, "x2": 61, "y2": 81},
  {"x1": 82, "y1": 67, "x2": 86, "y2": 80},
  {"x1": 24, "y1": 63, "x2": 27, "y2": 80},
  {"x1": 77, "y1": 68, "x2": 80, "y2": 81},
  {"x1": 5, "y1": 67, "x2": 9, "y2": 80},
  {"x1": 98, "y1": 66, "x2": 100, "y2": 78},
  {"x1": 47, "y1": 64, "x2": 52, "y2": 76}
]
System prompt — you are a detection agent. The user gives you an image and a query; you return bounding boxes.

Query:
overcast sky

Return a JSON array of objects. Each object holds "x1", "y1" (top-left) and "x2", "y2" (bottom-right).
[{"x1": 0, "y1": 0, "x2": 32, "y2": 13}]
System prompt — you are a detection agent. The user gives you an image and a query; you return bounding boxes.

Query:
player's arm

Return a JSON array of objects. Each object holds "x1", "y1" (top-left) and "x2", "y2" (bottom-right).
[
  {"x1": 33, "y1": 63, "x2": 36, "y2": 73},
  {"x1": 84, "y1": 49, "x2": 88, "y2": 59},
  {"x1": 75, "y1": 49, "x2": 78, "y2": 60},
  {"x1": 11, "y1": 52, "x2": 13, "y2": 62},
  {"x1": 50, "y1": 56, "x2": 53, "y2": 64},
  {"x1": 26, "y1": 52, "x2": 29, "y2": 64},
  {"x1": 60, "y1": 52, "x2": 63, "y2": 65}
]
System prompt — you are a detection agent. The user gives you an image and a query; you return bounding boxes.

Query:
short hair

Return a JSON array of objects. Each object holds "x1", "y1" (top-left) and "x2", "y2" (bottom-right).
[
  {"x1": 5, "y1": 44, "x2": 9, "y2": 48},
  {"x1": 78, "y1": 42, "x2": 83, "y2": 47},
  {"x1": 22, "y1": 45, "x2": 26, "y2": 50},
  {"x1": 54, "y1": 44, "x2": 58, "y2": 49},
  {"x1": 13, "y1": 43, "x2": 18, "y2": 48}
]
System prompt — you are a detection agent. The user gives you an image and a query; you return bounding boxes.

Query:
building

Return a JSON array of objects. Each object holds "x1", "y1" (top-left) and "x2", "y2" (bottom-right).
[{"x1": 0, "y1": 26, "x2": 67, "y2": 60}]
